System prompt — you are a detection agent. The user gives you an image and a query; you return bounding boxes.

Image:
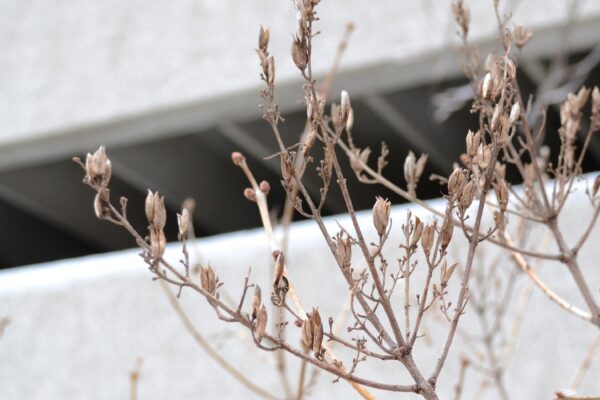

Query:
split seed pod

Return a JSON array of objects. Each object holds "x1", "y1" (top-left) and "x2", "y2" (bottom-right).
[{"x1": 373, "y1": 197, "x2": 391, "y2": 237}]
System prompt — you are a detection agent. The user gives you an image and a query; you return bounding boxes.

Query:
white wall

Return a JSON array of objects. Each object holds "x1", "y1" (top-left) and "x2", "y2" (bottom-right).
[
  {"x1": 1, "y1": 178, "x2": 599, "y2": 399},
  {"x1": 1, "y1": 1, "x2": 600, "y2": 169}
]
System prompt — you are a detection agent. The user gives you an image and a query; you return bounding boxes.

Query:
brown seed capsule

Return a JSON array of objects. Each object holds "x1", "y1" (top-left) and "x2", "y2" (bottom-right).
[
  {"x1": 200, "y1": 265, "x2": 217, "y2": 294},
  {"x1": 448, "y1": 168, "x2": 465, "y2": 197},
  {"x1": 335, "y1": 233, "x2": 352, "y2": 266},
  {"x1": 373, "y1": 197, "x2": 391, "y2": 237},
  {"x1": 509, "y1": 102, "x2": 521, "y2": 124},
  {"x1": 266, "y1": 56, "x2": 275, "y2": 85},
  {"x1": 404, "y1": 151, "x2": 416, "y2": 184},
  {"x1": 496, "y1": 181, "x2": 509, "y2": 212},
  {"x1": 93, "y1": 191, "x2": 111, "y2": 220},
  {"x1": 291, "y1": 36, "x2": 308, "y2": 71},
  {"x1": 346, "y1": 108, "x2": 354, "y2": 132},
  {"x1": 411, "y1": 217, "x2": 423, "y2": 247},
  {"x1": 340, "y1": 90, "x2": 352, "y2": 123},
  {"x1": 482, "y1": 73, "x2": 492, "y2": 99},
  {"x1": 258, "y1": 25, "x2": 270, "y2": 52},
  {"x1": 177, "y1": 208, "x2": 190, "y2": 240},
  {"x1": 255, "y1": 305, "x2": 268, "y2": 343},
  {"x1": 252, "y1": 285, "x2": 262, "y2": 321},
  {"x1": 310, "y1": 309, "x2": 323, "y2": 357},
  {"x1": 440, "y1": 220, "x2": 454, "y2": 250},
  {"x1": 460, "y1": 180, "x2": 476, "y2": 210},
  {"x1": 441, "y1": 261, "x2": 458, "y2": 287},
  {"x1": 150, "y1": 229, "x2": 166, "y2": 261},
  {"x1": 145, "y1": 191, "x2": 167, "y2": 231},
  {"x1": 465, "y1": 130, "x2": 480, "y2": 157},
  {"x1": 301, "y1": 317, "x2": 313, "y2": 353},
  {"x1": 421, "y1": 223, "x2": 436, "y2": 256}
]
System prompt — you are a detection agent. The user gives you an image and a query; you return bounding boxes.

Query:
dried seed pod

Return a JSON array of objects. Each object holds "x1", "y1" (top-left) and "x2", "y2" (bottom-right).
[
  {"x1": 301, "y1": 317, "x2": 313, "y2": 352},
  {"x1": 252, "y1": 285, "x2": 262, "y2": 321},
  {"x1": 340, "y1": 90, "x2": 352, "y2": 123},
  {"x1": 404, "y1": 151, "x2": 416, "y2": 184},
  {"x1": 411, "y1": 217, "x2": 423, "y2": 247},
  {"x1": 255, "y1": 305, "x2": 268, "y2": 343},
  {"x1": 346, "y1": 108, "x2": 354, "y2": 132},
  {"x1": 509, "y1": 102, "x2": 521, "y2": 124},
  {"x1": 513, "y1": 25, "x2": 533, "y2": 48},
  {"x1": 441, "y1": 261, "x2": 458, "y2": 287},
  {"x1": 465, "y1": 130, "x2": 480, "y2": 157},
  {"x1": 291, "y1": 36, "x2": 308, "y2": 71},
  {"x1": 440, "y1": 220, "x2": 454, "y2": 249},
  {"x1": 258, "y1": 25, "x2": 270, "y2": 52},
  {"x1": 481, "y1": 73, "x2": 492, "y2": 99},
  {"x1": 303, "y1": 126, "x2": 318, "y2": 156},
  {"x1": 266, "y1": 56, "x2": 275, "y2": 85},
  {"x1": 496, "y1": 181, "x2": 509, "y2": 212},
  {"x1": 477, "y1": 144, "x2": 492, "y2": 170},
  {"x1": 421, "y1": 222, "x2": 436, "y2": 256},
  {"x1": 448, "y1": 168, "x2": 465, "y2": 197},
  {"x1": 200, "y1": 265, "x2": 217, "y2": 294},
  {"x1": 335, "y1": 233, "x2": 352, "y2": 266},
  {"x1": 372, "y1": 197, "x2": 391, "y2": 236},
  {"x1": 177, "y1": 208, "x2": 190, "y2": 240},
  {"x1": 145, "y1": 191, "x2": 166, "y2": 231},
  {"x1": 460, "y1": 180, "x2": 476, "y2": 210},
  {"x1": 310, "y1": 309, "x2": 323, "y2": 357},
  {"x1": 150, "y1": 229, "x2": 166, "y2": 261},
  {"x1": 415, "y1": 154, "x2": 428, "y2": 182},
  {"x1": 93, "y1": 191, "x2": 111, "y2": 220},
  {"x1": 491, "y1": 103, "x2": 502, "y2": 131}
]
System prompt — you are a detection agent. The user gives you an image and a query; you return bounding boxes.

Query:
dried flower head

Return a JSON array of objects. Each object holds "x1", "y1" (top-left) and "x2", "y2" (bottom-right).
[
  {"x1": 177, "y1": 208, "x2": 190, "y2": 240},
  {"x1": 513, "y1": 25, "x2": 533, "y2": 48},
  {"x1": 340, "y1": 90, "x2": 352, "y2": 124},
  {"x1": 200, "y1": 265, "x2": 217, "y2": 294},
  {"x1": 85, "y1": 146, "x2": 112, "y2": 187},
  {"x1": 255, "y1": 305, "x2": 268, "y2": 343},
  {"x1": 335, "y1": 232, "x2": 352, "y2": 267},
  {"x1": 258, "y1": 25, "x2": 270, "y2": 52},
  {"x1": 373, "y1": 197, "x2": 391, "y2": 236},
  {"x1": 145, "y1": 190, "x2": 167, "y2": 231},
  {"x1": 421, "y1": 222, "x2": 436, "y2": 256}
]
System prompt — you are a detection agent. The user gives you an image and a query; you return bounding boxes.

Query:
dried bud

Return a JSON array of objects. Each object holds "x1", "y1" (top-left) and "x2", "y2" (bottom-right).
[
  {"x1": 266, "y1": 56, "x2": 275, "y2": 85},
  {"x1": 145, "y1": 190, "x2": 167, "y2": 231},
  {"x1": 372, "y1": 197, "x2": 391, "y2": 236},
  {"x1": 481, "y1": 73, "x2": 492, "y2": 99},
  {"x1": 301, "y1": 317, "x2": 313, "y2": 353},
  {"x1": 150, "y1": 229, "x2": 166, "y2": 260},
  {"x1": 496, "y1": 181, "x2": 509, "y2": 212},
  {"x1": 93, "y1": 191, "x2": 111, "y2": 219},
  {"x1": 459, "y1": 180, "x2": 476, "y2": 210},
  {"x1": 477, "y1": 144, "x2": 492, "y2": 170},
  {"x1": 466, "y1": 130, "x2": 480, "y2": 157},
  {"x1": 259, "y1": 180, "x2": 271, "y2": 195},
  {"x1": 346, "y1": 108, "x2": 354, "y2": 132},
  {"x1": 404, "y1": 151, "x2": 416, "y2": 184},
  {"x1": 177, "y1": 208, "x2": 190, "y2": 240},
  {"x1": 310, "y1": 309, "x2": 323, "y2": 357},
  {"x1": 491, "y1": 103, "x2": 502, "y2": 131},
  {"x1": 291, "y1": 36, "x2": 308, "y2": 71},
  {"x1": 200, "y1": 265, "x2": 217, "y2": 294},
  {"x1": 335, "y1": 233, "x2": 352, "y2": 266},
  {"x1": 411, "y1": 217, "x2": 423, "y2": 247},
  {"x1": 509, "y1": 102, "x2": 521, "y2": 124},
  {"x1": 243, "y1": 188, "x2": 257, "y2": 202},
  {"x1": 340, "y1": 90, "x2": 352, "y2": 123},
  {"x1": 255, "y1": 305, "x2": 268, "y2": 343},
  {"x1": 258, "y1": 26, "x2": 270, "y2": 52},
  {"x1": 421, "y1": 222, "x2": 436, "y2": 256},
  {"x1": 231, "y1": 151, "x2": 245, "y2": 166},
  {"x1": 448, "y1": 168, "x2": 466, "y2": 197},
  {"x1": 440, "y1": 220, "x2": 454, "y2": 249},
  {"x1": 415, "y1": 154, "x2": 428, "y2": 182},
  {"x1": 252, "y1": 285, "x2": 262, "y2": 321},
  {"x1": 440, "y1": 260, "x2": 458, "y2": 287},
  {"x1": 513, "y1": 25, "x2": 533, "y2": 48}
]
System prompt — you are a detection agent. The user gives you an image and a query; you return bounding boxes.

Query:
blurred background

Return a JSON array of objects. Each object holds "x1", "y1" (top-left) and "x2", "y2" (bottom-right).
[{"x1": 1, "y1": 0, "x2": 600, "y2": 267}]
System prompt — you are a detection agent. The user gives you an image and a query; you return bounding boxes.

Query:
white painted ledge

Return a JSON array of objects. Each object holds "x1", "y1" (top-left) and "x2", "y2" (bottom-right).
[{"x1": 1, "y1": 176, "x2": 599, "y2": 399}]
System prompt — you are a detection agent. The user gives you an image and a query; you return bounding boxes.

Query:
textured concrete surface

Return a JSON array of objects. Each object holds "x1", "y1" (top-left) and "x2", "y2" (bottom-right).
[
  {"x1": 2, "y1": 0, "x2": 600, "y2": 147},
  {"x1": 0, "y1": 177, "x2": 599, "y2": 399}
]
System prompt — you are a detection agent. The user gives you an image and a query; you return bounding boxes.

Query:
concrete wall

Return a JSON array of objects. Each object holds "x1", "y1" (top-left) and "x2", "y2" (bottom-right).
[
  {"x1": 1, "y1": 178, "x2": 599, "y2": 399},
  {"x1": 2, "y1": 0, "x2": 600, "y2": 169}
]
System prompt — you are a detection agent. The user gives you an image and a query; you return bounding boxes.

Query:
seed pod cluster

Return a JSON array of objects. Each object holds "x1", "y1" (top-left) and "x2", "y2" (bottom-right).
[
  {"x1": 145, "y1": 190, "x2": 167, "y2": 260},
  {"x1": 372, "y1": 197, "x2": 391, "y2": 237},
  {"x1": 200, "y1": 265, "x2": 217, "y2": 295},
  {"x1": 301, "y1": 309, "x2": 324, "y2": 358}
]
